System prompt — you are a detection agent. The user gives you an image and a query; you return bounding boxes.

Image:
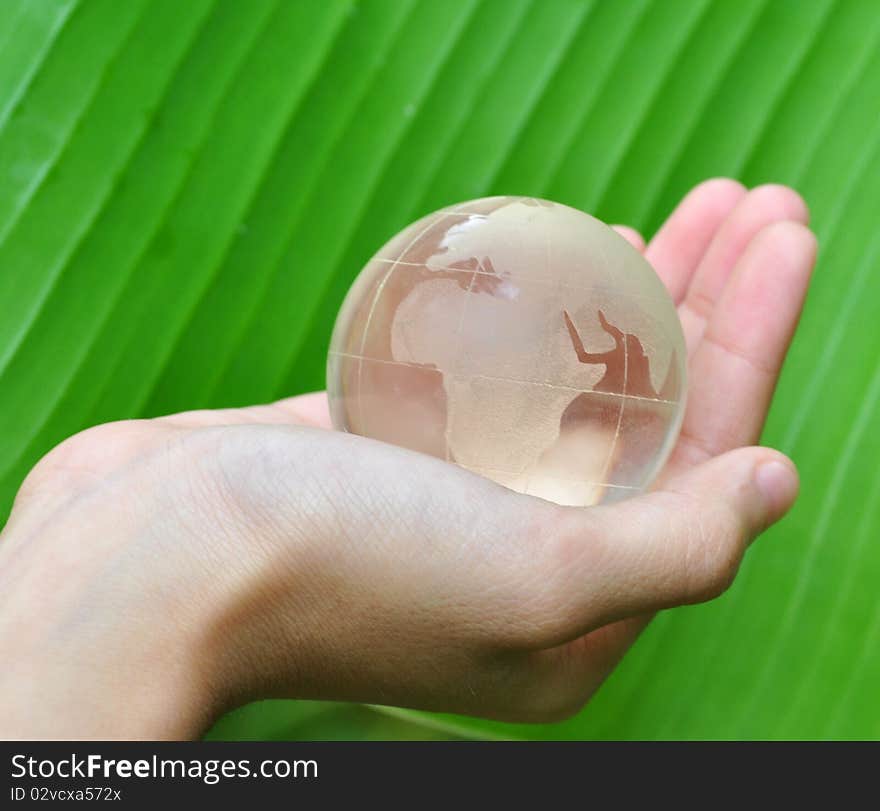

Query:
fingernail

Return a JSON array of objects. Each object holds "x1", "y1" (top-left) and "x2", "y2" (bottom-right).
[{"x1": 755, "y1": 459, "x2": 799, "y2": 521}]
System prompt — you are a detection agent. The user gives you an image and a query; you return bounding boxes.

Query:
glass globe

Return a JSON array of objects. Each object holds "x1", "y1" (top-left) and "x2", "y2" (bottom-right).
[{"x1": 327, "y1": 196, "x2": 686, "y2": 506}]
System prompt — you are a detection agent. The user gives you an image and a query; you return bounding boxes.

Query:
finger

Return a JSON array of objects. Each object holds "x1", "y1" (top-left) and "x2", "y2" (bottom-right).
[
  {"x1": 612, "y1": 225, "x2": 645, "y2": 252},
  {"x1": 673, "y1": 221, "x2": 817, "y2": 468},
  {"x1": 679, "y1": 184, "x2": 810, "y2": 353},
  {"x1": 158, "y1": 392, "x2": 332, "y2": 429},
  {"x1": 522, "y1": 446, "x2": 798, "y2": 650},
  {"x1": 646, "y1": 178, "x2": 746, "y2": 301}
]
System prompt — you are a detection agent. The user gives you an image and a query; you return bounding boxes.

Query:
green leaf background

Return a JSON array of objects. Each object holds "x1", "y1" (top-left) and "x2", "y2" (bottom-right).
[{"x1": 2, "y1": 0, "x2": 879, "y2": 740}]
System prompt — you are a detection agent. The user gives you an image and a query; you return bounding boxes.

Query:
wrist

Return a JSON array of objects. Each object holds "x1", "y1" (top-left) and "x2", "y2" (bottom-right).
[
  {"x1": 0, "y1": 421, "x2": 329, "y2": 738},
  {"x1": 0, "y1": 519, "x2": 219, "y2": 740}
]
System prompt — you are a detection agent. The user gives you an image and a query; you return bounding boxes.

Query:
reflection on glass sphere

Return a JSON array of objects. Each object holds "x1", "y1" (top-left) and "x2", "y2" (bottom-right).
[{"x1": 327, "y1": 196, "x2": 686, "y2": 506}]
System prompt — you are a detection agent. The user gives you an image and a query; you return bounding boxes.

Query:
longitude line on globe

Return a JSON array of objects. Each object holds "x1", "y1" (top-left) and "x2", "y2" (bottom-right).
[
  {"x1": 597, "y1": 319, "x2": 628, "y2": 491},
  {"x1": 353, "y1": 209, "x2": 449, "y2": 438},
  {"x1": 445, "y1": 256, "x2": 481, "y2": 462}
]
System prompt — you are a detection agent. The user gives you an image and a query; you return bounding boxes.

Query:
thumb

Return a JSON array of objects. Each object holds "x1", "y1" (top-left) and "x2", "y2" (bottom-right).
[{"x1": 543, "y1": 447, "x2": 799, "y2": 640}]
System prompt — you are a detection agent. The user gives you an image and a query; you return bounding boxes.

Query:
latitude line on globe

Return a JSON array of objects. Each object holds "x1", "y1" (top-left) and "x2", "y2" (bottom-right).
[
  {"x1": 370, "y1": 258, "x2": 673, "y2": 301},
  {"x1": 328, "y1": 352, "x2": 676, "y2": 405}
]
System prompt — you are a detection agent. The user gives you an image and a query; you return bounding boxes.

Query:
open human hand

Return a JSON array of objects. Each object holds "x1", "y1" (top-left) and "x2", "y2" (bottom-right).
[{"x1": 0, "y1": 180, "x2": 816, "y2": 739}]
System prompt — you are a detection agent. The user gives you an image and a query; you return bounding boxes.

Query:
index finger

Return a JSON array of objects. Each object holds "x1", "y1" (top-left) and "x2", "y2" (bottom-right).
[
  {"x1": 671, "y1": 221, "x2": 817, "y2": 469},
  {"x1": 646, "y1": 178, "x2": 747, "y2": 301}
]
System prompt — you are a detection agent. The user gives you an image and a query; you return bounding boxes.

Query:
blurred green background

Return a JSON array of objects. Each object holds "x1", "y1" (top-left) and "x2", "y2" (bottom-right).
[{"x1": 2, "y1": 0, "x2": 880, "y2": 739}]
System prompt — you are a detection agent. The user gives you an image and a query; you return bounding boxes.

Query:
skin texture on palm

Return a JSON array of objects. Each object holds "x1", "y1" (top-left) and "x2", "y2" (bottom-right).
[{"x1": 0, "y1": 180, "x2": 816, "y2": 739}]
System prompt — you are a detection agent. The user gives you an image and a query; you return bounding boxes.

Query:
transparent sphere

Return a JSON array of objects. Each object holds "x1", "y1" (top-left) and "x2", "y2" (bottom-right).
[{"x1": 327, "y1": 196, "x2": 686, "y2": 506}]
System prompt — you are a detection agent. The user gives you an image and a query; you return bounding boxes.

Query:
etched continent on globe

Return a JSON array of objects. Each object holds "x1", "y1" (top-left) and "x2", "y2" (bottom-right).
[{"x1": 327, "y1": 196, "x2": 687, "y2": 506}]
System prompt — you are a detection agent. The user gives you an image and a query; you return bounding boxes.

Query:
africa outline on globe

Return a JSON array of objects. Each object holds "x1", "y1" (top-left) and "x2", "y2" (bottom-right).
[{"x1": 327, "y1": 196, "x2": 687, "y2": 507}]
